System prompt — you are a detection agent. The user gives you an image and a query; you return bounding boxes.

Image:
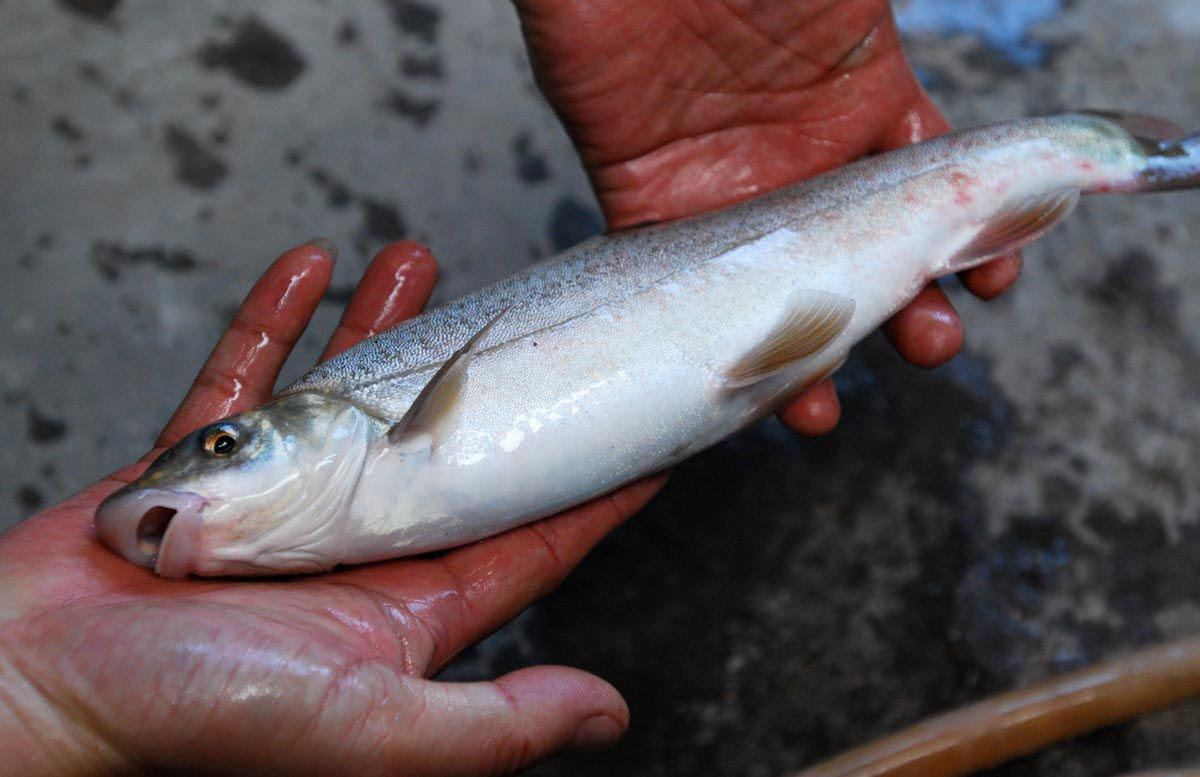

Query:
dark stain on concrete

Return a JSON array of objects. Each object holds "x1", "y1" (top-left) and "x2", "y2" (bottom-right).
[
  {"x1": 51, "y1": 116, "x2": 84, "y2": 143},
  {"x1": 12, "y1": 84, "x2": 31, "y2": 104},
  {"x1": 361, "y1": 197, "x2": 407, "y2": 242},
  {"x1": 198, "y1": 16, "x2": 307, "y2": 91},
  {"x1": 322, "y1": 284, "x2": 357, "y2": 305},
  {"x1": 463, "y1": 148, "x2": 483, "y2": 174},
  {"x1": 513, "y1": 131, "x2": 549, "y2": 184},
  {"x1": 962, "y1": 44, "x2": 1024, "y2": 77},
  {"x1": 1040, "y1": 473, "x2": 1081, "y2": 512},
  {"x1": 309, "y1": 168, "x2": 353, "y2": 208},
  {"x1": 306, "y1": 167, "x2": 405, "y2": 244},
  {"x1": 912, "y1": 64, "x2": 956, "y2": 95},
  {"x1": 112, "y1": 87, "x2": 135, "y2": 110},
  {"x1": 1046, "y1": 342, "x2": 1086, "y2": 387},
  {"x1": 383, "y1": 88, "x2": 440, "y2": 126},
  {"x1": 198, "y1": 92, "x2": 221, "y2": 111},
  {"x1": 164, "y1": 123, "x2": 228, "y2": 189},
  {"x1": 77, "y1": 62, "x2": 103, "y2": 85},
  {"x1": 382, "y1": 0, "x2": 441, "y2": 44},
  {"x1": 17, "y1": 485, "x2": 44, "y2": 511},
  {"x1": 91, "y1": 242, "x2": 200, "y2": 281},
  {"x1": 337, "y1": 19, "x2": 359, "y2": 46},
  {"x1": 1086, "y1": 249, "x2": 1181, "y2": 332},
  {"x1": 28, "y1": 407, "x2": 68, "y2": 443},
  {"x1": 57, "y1": 0, "x2": 120, "y2": 21},
  {"x1": 548, "y1": 195, "x2": 603, "y2": 252},
  {"x1": 400, "y1": 52, "x2": 443, "y2": 79}
]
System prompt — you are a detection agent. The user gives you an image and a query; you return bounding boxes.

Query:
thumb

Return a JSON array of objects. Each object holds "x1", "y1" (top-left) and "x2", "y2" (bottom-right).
[{"x1": 391, "y1": 666, "x2": 629, "y2": 776}]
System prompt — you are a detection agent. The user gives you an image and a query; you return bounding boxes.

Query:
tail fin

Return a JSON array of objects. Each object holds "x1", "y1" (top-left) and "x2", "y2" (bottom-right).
[
  {"x1": 1143, "y1": 131, "x2": 1200, "y2": 190},
  {"x1": 1082, "y1": 109, "x2": 1200, "y2": 191}
]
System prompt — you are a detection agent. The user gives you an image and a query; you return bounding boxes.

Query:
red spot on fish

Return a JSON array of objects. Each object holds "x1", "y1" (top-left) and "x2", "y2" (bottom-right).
[
  {"x1": 1079, "y1": 161, "x2": 1095, "y2": 172},
  {"x1": 949, "y1": 171, "x2": 975, "y2": 206}
]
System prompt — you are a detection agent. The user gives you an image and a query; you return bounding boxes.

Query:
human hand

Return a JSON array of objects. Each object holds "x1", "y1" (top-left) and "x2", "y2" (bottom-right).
[
  {"x1": 0, "y1": 240, "x2": 664, "y2": 777},
  {"x1": 514, "y1": 0, "x2": 1023, "y2": 433}
]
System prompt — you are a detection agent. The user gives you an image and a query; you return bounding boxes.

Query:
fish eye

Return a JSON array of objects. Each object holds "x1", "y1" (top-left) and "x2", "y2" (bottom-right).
[{"x1": 202, "y1": 424, "x2": 241, "y2": 457}]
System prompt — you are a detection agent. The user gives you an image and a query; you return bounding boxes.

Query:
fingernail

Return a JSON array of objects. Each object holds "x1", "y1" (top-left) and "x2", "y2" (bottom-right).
[
  {"x1": 570, "y1": 714, "x2": 625, "y2": 750},
  {"x1": 305, "y1": 237, "x2": 338, "y2": 263}
]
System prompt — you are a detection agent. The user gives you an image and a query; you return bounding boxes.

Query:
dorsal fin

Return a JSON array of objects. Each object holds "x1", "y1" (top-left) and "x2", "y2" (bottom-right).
[
  {"x1": 724, "y1": 290, "x2": 854, "y2": 388},
  {"x1": 949, "y1": 188, "x2": 1079, "y2": 272},
  {"x1": 387, "y1": 309, "x2": 507, "y2": 445},
  {"x1": 1079, "y1": 109, "x2": 1185, "y2": 152}
]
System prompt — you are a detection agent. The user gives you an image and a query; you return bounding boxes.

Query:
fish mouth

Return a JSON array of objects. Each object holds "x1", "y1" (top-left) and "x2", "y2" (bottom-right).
[{"x1": 95, "y1": 487, "x2": 207, "y2": 578}]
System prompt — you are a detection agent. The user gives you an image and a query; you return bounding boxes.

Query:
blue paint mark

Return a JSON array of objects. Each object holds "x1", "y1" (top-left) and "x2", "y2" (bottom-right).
[{"x1": 893, "y1": 0, "x2": 1066, "y2": 67}]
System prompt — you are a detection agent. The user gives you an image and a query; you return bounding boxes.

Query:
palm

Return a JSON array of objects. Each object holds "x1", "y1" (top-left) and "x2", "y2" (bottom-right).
[
  {"x1": 0, "y1": 242, "x2": 660, "y2": 776},
  {"x1": 520, "y1": 0, "x2": 926, "y2": 225}
]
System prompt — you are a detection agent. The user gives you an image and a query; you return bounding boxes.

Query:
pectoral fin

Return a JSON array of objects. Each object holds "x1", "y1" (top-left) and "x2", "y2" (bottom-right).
[
  {"x1": 950, "y1": 188, "x2": 1079, "y2": 271},
  {"x1": 724, "y1": 290, "x2": 855, "y2": 389},
  {"x1": 388, "y1": 309, "x2": 507, "y2": 445}
]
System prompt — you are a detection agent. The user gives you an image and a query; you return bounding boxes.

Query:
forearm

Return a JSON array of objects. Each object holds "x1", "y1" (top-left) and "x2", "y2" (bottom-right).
[{"x1": 0, "y1": 643, "x2": 122, "y2": 777}]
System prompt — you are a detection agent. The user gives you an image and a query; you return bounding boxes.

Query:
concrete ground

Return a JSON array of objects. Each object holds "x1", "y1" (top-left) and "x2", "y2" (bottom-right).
[{"x1": 3, "y1": 1, "x2": 1200, "y2": 775}]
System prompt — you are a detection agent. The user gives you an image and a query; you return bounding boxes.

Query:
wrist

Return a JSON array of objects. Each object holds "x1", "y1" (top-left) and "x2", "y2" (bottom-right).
[{"x1": 0, "y1": 638, "x2": 121, "y2": 777}]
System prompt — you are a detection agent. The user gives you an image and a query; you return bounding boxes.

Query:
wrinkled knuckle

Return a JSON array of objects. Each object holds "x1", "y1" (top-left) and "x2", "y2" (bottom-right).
[
  {"x1": 528, "y1": 522, "x2": 568, "y2": 572},
  {"x1": 194, "y1": 365, "x2": 265, "y2": 403},
  {"x1": 229, "y1": 312, "x2": 296, "y2": 348},
  {"x1": 487, "y1": 735, "x2": 539, "y2": 776}
]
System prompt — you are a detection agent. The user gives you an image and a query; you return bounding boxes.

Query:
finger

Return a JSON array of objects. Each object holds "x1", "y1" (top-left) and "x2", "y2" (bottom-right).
[
  {"x1": 320, "y1": 241, "x2": 439, "y2": 362},
  {"x1": 387, "y1": 666, "x2": 628, "y2": 775},
  {"x1": 884, "y1": 282, "x2": 964, "y2": 368},
  {"x1": 335, "y1": 475, "x2": 666, "y2": 672},
  {"x1": 156, "y1": 240, "x2": 334, "y2": 448},
  {"x1": 778, "y1": 379, "x2": 841, "y2": 436},
  {"x1": 959, "y1": 251, "x2": 1023, "y2": 300}
]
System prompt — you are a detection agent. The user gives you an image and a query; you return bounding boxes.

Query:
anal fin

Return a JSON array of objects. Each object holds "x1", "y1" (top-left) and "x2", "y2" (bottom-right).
[
  {"x1": 724, "y1": 290, "x2": 854, "y2": 389},
  {"x1": 949, "y1": 188, "x2": 1079, "y2": 272}
]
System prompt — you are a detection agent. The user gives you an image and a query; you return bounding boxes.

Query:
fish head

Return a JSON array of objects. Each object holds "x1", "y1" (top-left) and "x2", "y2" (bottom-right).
[{"x1": 95, "y1": 392, "x2": 376, "y2": 578}]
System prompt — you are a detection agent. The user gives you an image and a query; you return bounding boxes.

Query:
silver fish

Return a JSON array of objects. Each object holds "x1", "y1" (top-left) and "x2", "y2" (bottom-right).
[{"x1": 96, "y1": 112, "x2": 1200, "y2": 577}]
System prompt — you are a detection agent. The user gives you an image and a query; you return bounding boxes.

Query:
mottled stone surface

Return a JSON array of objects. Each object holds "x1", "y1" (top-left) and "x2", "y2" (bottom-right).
[{"x1": 3, "y1": 1, "x2": 1200, "y2": 775}]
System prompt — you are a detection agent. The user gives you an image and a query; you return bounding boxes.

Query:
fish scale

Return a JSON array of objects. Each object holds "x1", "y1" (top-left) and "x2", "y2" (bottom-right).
[
  {"x1": 282, "y1": 116, "x2": 1050, "y2": 415},
  {"x1": 95, "y1": 112, "x2": 1200, "y2": 577}
]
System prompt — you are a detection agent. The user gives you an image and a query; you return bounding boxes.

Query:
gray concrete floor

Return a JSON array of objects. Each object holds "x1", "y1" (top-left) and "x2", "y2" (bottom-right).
[{"x1": 4, "y1": 1, "x2": 1200, "y2": 775}]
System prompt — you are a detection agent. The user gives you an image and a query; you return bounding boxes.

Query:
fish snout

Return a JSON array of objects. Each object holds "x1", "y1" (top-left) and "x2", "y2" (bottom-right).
[{"x1": 95, "y1": 487, "x2": 207, "y2": 578}]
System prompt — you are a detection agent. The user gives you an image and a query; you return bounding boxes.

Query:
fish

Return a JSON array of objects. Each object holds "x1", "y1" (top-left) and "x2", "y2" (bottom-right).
[{"x1": 95, "y1": 111, "x2": 1200, "y2": 577}]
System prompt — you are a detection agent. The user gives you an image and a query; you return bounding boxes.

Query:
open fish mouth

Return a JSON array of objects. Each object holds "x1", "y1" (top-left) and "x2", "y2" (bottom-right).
[{"x1": 95, "y1": 487, "x2": 207, "y2": 578}]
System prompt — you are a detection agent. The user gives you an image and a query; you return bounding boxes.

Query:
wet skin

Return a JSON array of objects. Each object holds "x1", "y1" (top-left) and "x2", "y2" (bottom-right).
[
  {"x1": 0, "y1": 241, "x2": 664, "y2": 775},
  {"x1": 0, "y1": 2, "x2": 1023, "y2": 775}
]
